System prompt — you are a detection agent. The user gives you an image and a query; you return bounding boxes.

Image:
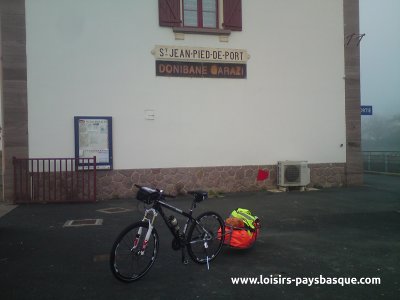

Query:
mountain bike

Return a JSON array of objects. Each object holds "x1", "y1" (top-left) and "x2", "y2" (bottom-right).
[{"x1": 110, "y1": 184, "x2": 225, "y2": 282}]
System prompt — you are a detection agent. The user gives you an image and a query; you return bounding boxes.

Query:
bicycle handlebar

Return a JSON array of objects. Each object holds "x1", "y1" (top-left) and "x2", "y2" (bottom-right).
[{"x1": 134, "y1": 184, "x2": 176, "y2": 198}]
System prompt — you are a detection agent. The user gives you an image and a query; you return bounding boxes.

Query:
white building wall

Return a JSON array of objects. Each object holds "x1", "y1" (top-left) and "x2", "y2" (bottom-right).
[{"x1": 26, "y1": 0, "x2": 345, "y2": 170}]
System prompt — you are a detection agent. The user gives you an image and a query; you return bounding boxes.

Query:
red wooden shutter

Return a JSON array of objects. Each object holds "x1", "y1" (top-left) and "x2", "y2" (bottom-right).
[
  {"x1": 223, "y1": 0, "x2": 242, "y2": 31},
  {"x1": 159, "y1": 0, "x2": 181, "y2": 27}
]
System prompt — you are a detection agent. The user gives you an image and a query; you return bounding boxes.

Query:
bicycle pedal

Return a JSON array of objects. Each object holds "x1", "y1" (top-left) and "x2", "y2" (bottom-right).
[{"x1": 183, "y1": 259, "x2": 189, "y2": 265}]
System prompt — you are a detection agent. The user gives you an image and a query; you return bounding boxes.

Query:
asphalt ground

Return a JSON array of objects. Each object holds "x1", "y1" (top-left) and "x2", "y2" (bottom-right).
[{"x1": 0, "y1": 174, "x2": 399, "y2": 300}]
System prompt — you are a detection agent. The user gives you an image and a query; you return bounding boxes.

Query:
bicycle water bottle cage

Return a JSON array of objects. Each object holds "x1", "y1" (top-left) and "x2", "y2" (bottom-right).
[
  {"x1": 188, "y1": 191, "x2": 208, "y2": 203},
  {"x1": 136, "y1": 187, "x2": 159, "y2": 204}
]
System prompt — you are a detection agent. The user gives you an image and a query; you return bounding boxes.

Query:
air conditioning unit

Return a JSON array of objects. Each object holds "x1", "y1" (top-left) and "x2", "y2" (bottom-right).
[{"x1": 277, "y1": 161, "x2": 310, "y2": 187}]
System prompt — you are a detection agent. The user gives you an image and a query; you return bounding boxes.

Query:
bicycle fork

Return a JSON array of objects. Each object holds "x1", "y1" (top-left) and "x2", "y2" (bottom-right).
[{"x1": 133, "y1": 209, "x2": 158, "y2": 255}]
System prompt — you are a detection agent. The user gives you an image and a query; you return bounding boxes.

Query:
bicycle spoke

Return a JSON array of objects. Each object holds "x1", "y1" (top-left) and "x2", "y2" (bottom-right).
[
  {"x1": 110, "y1": 222, "x2": 159, "y2": 282},
  {"x1": 187, "y1": 212, "x2": 224, "y2": 264}
]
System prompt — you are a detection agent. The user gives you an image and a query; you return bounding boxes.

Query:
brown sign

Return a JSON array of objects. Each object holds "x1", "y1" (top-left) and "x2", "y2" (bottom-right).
[{"x1": 155, "y1": 60, "x2": 246, "y2": 79}]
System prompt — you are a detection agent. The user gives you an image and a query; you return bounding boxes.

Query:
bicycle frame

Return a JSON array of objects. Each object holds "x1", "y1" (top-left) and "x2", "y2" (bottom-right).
[
  {"x1": 130, "y1": 188, "x2": 218, "y2": 268},
  {"x1": 142, "y1": 197, "x2": 198, "y2": 242}
]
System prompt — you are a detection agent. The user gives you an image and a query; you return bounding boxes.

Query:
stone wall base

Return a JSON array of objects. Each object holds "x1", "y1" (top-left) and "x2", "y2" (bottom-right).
[{"x1": 97, "y1": 163, "x2": 346, "y2": 200}]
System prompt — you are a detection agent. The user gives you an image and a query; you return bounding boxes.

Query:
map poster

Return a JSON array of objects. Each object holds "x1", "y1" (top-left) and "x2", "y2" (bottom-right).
[{"x1": 74, "y1": 116, "x2": 113, "y2": 169}]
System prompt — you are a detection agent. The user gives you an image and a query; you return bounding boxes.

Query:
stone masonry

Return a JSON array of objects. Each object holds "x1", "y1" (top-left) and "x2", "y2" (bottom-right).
[{"x1": 96, "y1": 163, "x2": 345, "y2": 200}]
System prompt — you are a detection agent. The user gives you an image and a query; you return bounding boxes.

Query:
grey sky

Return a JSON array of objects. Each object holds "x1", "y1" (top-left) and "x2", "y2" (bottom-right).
[{"x1": 360, "y1": 0, "x2": 400, "y2": 117}]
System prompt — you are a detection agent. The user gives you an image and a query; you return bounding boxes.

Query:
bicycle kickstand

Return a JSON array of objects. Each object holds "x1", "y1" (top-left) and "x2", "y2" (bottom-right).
[
  {"x1": 181, "y1": 248, "x2": 189, "y2": 265},
  {"x1": 204, "y1": 242, "x2": 210, "y2": 270}
]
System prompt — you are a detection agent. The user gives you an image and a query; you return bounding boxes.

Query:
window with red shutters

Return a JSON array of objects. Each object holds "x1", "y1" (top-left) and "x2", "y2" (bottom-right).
[{"x1": 158, "y1": 0, "x2": 242, "y2": 32}]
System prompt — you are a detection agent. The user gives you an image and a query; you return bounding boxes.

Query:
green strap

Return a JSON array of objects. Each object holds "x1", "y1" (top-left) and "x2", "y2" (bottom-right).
[{"x1": 231, "y1": 210, "x2": 256, "y2": 229}]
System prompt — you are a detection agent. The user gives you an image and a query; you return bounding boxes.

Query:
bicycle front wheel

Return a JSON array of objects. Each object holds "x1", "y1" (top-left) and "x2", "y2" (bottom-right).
[
  {"x1": 110, "y1": 221, "x2": 159, "y2": 282},
  {"x1": 187, "y1": 211, "x2": 225, "y2": 264}
]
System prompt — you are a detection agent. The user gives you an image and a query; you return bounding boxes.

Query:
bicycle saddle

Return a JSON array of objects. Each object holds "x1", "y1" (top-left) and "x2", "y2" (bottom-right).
[{"x1": 188, "y1": 191, "x2": 208, "y2": 202}]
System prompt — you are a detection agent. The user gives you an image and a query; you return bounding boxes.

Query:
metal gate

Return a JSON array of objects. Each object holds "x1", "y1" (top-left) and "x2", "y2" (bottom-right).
[{"x1": 13, "y1": 157, "x2": 97, "y2": 204}]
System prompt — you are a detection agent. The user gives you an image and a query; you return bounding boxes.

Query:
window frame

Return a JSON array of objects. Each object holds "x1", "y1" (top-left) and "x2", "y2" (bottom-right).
[{"x1": 182, "y1": 0, "x2": 219, "y2": 29}]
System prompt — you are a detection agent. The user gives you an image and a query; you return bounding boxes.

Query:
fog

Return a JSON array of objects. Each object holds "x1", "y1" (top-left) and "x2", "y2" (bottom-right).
[{"x1": 360, "y1": 0, "x2": 400, "y2": 151}]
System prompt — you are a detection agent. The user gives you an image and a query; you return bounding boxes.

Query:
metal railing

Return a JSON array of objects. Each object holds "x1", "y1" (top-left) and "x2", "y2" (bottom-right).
[
  {"x1": 13, "y1": 157, "x2": 97, "y2": 204},
  {"x1": 362, "y1": 151, "x2": 400, "y2": 174}
]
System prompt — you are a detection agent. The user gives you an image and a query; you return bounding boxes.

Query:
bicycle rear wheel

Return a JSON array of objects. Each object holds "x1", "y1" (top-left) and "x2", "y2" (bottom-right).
[
  {"x1": 110, "y1": 221, "x2": 158, "y2": 282},
  {"x1": 187, "y1": 211, "x2": 225, "y2": 264}
]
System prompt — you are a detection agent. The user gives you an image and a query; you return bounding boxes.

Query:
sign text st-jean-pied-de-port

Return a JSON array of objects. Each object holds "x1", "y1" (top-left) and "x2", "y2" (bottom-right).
[{"x1": 152, "y1": 45, "x2": 250, "y2": 79}]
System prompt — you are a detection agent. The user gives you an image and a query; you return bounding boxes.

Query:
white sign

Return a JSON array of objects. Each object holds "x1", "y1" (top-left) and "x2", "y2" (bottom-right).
[{"x1": 152, "y1": 45, "x2": 250, "y2": 64}]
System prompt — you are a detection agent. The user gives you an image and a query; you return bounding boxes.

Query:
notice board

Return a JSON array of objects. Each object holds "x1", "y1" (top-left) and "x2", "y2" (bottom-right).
[{"x1": 74, "y1": 116, "x2": 113, "y2": 169}]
